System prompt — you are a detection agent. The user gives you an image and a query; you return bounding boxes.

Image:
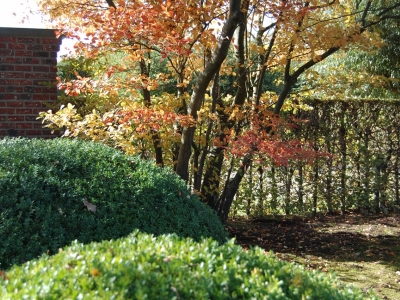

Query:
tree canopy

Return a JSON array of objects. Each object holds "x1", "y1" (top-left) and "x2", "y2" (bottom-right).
[
  {"x1": 298, "y1": 13, "x2": 400, "y2": 99},
  {"x1": 38, "y1": 0, "x2": 400, "y2": 220}
]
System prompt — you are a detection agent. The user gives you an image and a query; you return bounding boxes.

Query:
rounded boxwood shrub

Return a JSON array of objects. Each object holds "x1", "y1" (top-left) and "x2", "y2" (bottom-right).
[
  {"x1": 0, "y1": 138, "x2": 226, "y2": 269},
  {"x1": 0, "y1": 231, "x2": 376, "y2": 299}
]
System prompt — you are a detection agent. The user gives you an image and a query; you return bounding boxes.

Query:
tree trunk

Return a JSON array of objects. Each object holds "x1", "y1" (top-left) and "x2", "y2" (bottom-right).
[
  {"x1": 362, "y1": 126, "x2": 371, "y2": 209},
  {"x1": 373, "y1": 156, "x2": 382, "y2": 212},
  {"x1": 270, "y1": 165, "x2": 278, "y2": 213},
  {"x1": 193, "y1": 69, "x2": 221, "y2": 192},
  {"x1": 200, "y1": 2, "x2": 248, "y2": 207},
  {"x1": 339, "y1": 103, "x2": 347, "y2": 214},
  {"x1": 201, "y1": 146, "x2": 226, "y2": 207},
  {"x1": 257, "y1": 166, "x2": 264, "y2": 217},
  {"x1": 284, "y1": 167, "x2": 294, "y2": 215},
  {"x1": 297, "y1": 163, "x2": 304, "y2": 213},
  {"x1": 325, "y1": 138, "x2": 333, "y2": 214},
  {"x1": 216, "y1": 155, "x2": 252, "y2": 223},
  {"x1": 395, "y1": 135, "x2": 400, "y2": 205},
  {"x1": 176, "y1": 0, "x2": 243, "y2": 181},
  {"x1": 140, "y1": 58, "x2": 164, "y2": 167},
  {"x1": 246, "y1": 163, "x2": 253, "y2": 217},
  {"x1": 312, "y1": 160, "x2": 319, "y2": 218}
]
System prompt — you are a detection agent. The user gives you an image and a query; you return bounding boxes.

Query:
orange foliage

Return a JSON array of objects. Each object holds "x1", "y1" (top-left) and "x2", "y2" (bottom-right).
[{"x1": 37, "y1": 0, "x2": 391, "y2": 209}]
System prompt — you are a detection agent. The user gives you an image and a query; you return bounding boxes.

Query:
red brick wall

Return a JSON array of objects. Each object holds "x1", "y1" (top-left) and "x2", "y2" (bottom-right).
[{"x1": 0, "y1": 27, "x2": 61, "y2": 138}]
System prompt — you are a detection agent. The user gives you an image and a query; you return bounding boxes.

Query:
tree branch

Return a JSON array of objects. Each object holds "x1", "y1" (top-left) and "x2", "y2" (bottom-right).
[{"x1": 105, "y1": 0, "x2": 116, "y2": 9}]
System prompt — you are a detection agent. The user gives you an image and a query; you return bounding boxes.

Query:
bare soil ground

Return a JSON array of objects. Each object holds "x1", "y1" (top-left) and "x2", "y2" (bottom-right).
[{"x1": 226, "y1": 212, "x2": 400, "y2": 299}]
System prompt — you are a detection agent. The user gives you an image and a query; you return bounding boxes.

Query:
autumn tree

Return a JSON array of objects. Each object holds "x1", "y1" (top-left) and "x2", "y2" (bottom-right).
[
  {"x1": 39, "y1": 0, "x2": 400, "y2": 221},
  {"x1": 297, "y1": 14, "x2": 400, "y2": 100}
]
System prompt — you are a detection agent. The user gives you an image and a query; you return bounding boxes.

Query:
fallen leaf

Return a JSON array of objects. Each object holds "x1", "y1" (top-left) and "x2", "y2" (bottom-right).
[
  {"x1": 83, "y1": 198, "x2": 97, "y2": 213},
  {"x1": 90, "y1": 268, "x2": 102, "y2": 277},
  {"x1": 0, "y1": 270, "x2": 8, "y2": 281}
]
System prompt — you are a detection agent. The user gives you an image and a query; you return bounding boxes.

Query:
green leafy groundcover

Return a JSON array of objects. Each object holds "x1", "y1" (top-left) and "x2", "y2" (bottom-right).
[
  {"x1": 0, "y1": 138, "x2": 226, "y2": 269},
  {"x1": 0, "y1": 231, "x2": 376, "y2": 299}
]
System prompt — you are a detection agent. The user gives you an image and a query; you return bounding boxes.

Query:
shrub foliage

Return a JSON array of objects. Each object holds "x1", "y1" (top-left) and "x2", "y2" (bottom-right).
[
  {"x1": 0, "y1": 138, "x2": 226, "y2": 269},
  {"x1": 0, "y1": 231, "x2": 376, "y2": 299}
]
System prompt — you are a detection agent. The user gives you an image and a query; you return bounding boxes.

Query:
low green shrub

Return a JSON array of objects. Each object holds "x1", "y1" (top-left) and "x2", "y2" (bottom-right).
[
  {"x1": 0, "y1": 231, "x2": 376, "y2": 299},
  {"x1": 0, "y1": 138, "x2": 226, "y2": 269}
]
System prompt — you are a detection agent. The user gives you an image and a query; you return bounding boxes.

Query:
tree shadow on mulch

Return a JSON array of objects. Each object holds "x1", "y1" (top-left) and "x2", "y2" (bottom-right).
[{"x1": 226, "y1": 212, "x2": 400, "y2": 269}]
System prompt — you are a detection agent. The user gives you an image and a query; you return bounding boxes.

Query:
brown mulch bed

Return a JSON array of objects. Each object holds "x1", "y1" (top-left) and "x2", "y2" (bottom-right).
[{"x1": 226, "y1": 213, "x2": 400, "y2": 261}]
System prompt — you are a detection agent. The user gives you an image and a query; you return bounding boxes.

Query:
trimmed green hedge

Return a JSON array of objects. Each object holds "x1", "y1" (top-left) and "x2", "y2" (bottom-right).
[
  {"x1": 0, "y1": 231, "x2": 376, "y2": 299},
  {"x1": 0, "y1": 138, "x2": 226, "y2": 269}
]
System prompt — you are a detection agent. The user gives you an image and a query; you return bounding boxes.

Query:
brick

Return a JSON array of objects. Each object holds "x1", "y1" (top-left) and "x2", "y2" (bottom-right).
[
  {"x1": 26, "y1": 116, "x2": 42, "y2": 122},
  {"x1": 18, "y1": 94, "x2": 32, "y2": 100},
  {"x1": 23, "y1": 58, "x2": 40, "y2": 64},
  {"x1": 41, "y1": 73, "x2": 56, "y2": 79},
  {"x1": 34, "y1": 123, "x2": 47, "y2": 128},
  {"x1": 5, "y1": 57, "x2": 22, "y2": 64},
  {"x1": 26, "y1": 130, "x2": 43, "y2": 136},
  {"x1": 3, "y1": 94, "x2": 17, "y2": 100},
  {"x1": 15, "y1": 50, "x2": 32, "y2": 57},
  {"x1": 0, "y1": 33, "x2": 60, "y2": 139},
  {"x1": 0, "y1": 65, "x2": 14, "y2": 71},
  {"x1": 6, "y1": 86, "x2": 23, "y2": 93},
  {"x1": 0, "y1": 123, "x2": 16, "y2": 128},
  {"x1": 15, "y1": 109, "x2": 33, "y2": 114},
  {"x1": 25, "y1": 101, "x2": 44, "y2": 108},
  {"x1": 7, "y1": 72, "x2": 25, "y2": 78},
  {"x1": 34, "y1": 51, "x2": 49, "y2": 57},
  {"x1": 8, "y1": 43, "x2": 25, "y2": 50},
  {"x1": 1, "y1": 79, "x2": 14, "y2": 85},
  {"x1": 33, "y1": 80, "x2": 53, "y2": 86},
  {"x1": 33, "y1": 94, "x2": 50, "y2": 100},
  {"x1": 0, "y1": 37, "x2": 16, "y2": 43},
  {"x1": 42, "y1": 58, "x2": 57, "y2": 65},
  {"x1": 33, "y1": 66, "x2": 49, "y2": 72},
  {"x1": 42, "y1": 129, "x2": 57, "y2": 136},
  {"x1": 43, "y1": 45, "x2": 59, "y2": 51},
  {"x1": 16, "y1": 123, "x2": 33, "y2": 129},
  {"x1": 42, "y1": 86, "x2": 57, "y2": 93},
  {"x1": 25, "y1": 73, "x2": 42, "y2": 79},
  {"x1": 6, "y1": 101, "x2": 24, "y2": 107},
  {"x1": 42, "y1": 38, "x2": 58, "y2": 44},
  {"x1": 17, "y1": 38, "x2": 35, "y2": 43},
  {"x1": 15, "y1": 80, "x2": 32, "y2": 85},
  {"x1": 0, "y1": 108, "x2": 15, "y2": 114},
  {"x1": 24, "y1": 86, "x2": 36, "y2": 93},
  {"x1": 15, "y1": 66, "x2": 32, "y2": 72},
  {"x1": 7, "y1": 116, "x2": 24, "y2": 121},
  {"x1": 0, "y1": 50, "x2": 14, "y2": 56},
  {"x1": 27, "y1": 44, "x2": 43, "y2": 50},
  {"x1": 33, "y1": 108, "x2": 47, "y2": 114}
]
